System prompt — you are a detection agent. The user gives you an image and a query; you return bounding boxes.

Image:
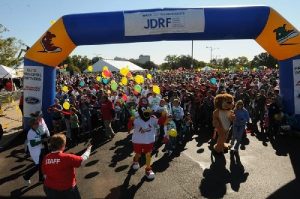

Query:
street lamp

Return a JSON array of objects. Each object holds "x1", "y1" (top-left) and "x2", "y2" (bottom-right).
[{"x1": 206, "y1": 46, "x2": 219, "y2": 63}]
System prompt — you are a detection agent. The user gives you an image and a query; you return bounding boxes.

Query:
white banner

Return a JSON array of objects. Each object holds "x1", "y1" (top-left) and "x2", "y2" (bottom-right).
[
  {"x1": 23, "y1": 66, "x2": 43, "y2": 117},
  {"x1": 124, "y1": 9, "x2": 205, "y2": 36},
  {"x1": 293, "y1": 59, "x2": 300, "y2": 114}
]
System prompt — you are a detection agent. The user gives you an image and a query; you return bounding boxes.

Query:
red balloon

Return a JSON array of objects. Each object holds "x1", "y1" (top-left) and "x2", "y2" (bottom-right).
[
  {"x1": 133, "y1": 91, "x2": 138, "y2": 96},
  {"x1": 122, "y1": 94, "x2": 128, "y2": 101},
  {"x1": 103, "y1": 69, "x2": 111, "y2": 77}
]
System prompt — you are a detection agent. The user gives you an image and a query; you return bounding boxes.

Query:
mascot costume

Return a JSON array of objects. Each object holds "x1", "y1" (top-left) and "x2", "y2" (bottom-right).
[
  {"x1": 128, "y1": 97, "x2": 160, "y2": 180},
  {"x1": 212, "y1": 93, "x2": 235, "y2": 153}
]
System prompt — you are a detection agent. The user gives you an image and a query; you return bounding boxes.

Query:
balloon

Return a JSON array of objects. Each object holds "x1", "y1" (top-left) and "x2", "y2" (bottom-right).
[
  {"x1": 121, "y1": 77, "x2": 128, "y2": 85},
  {"x1": 62, "y1": 86, "x2": 68, "y2": 93},
  {"x1": 122, "y1": 94, "x2": 128, "y2": 101},
  {"x1": 63, "y1": 102, "x2": 70, "y2": 110},
  {"x1": 96, "y1": 76, "x2": 101, "y2": 82},
  {"x1": 103, "y1": 66, "x2": 108, "y2": 71},
  {"x1": 127, "y1": 72, "x2": 132, "y2": 78},
  {"x1": 153, "y1": 85, "x2": 160, "y2": 94},
  {"x1": 102, "y1": 78, "x2": 109, "y2": 85},
  {"x1": 103, "y1": 69, "x2": 111, "y2": 77},
  {"x1": 134, "y1": 85, "x2": 142, "y2": 93},
  {"x1": 210, "y1": 78, "x2": 217, "y2": 85},
  {"x1": 87, "y1": 65, "x2": 93, "y2": 72},
  {"x1": 134, "y1": 75, "x2": 144, "y2": 84},
  {"x1": 133, "y1": 90, "x2": 139, "y2": 96},
  {"x1": 147, "y1": 74, "x2": 152, "y2": 79},
  {"x1": 111, "y1": 81, "x2": 118, "y2": 91},
  {"x1": 120, "y1": 67, "x2": 129, "y2": 76},
  {"x1": 168, "y1": 129, "x2": 177, "y2": 137},
  {"x1": 50, "y1": 20, "x2": 56, "y2": 25},
  {"x1": 79, "y1": 81, "x2": 85, "y2": 87}
]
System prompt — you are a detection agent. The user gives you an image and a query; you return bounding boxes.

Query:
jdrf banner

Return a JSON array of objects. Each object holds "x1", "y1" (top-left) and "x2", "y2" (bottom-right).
[
  {"x1": 23, "y1": 66, "x2": 44, "y2": 117},
  {"x1": 124, "y1": 9, "x2": 205, "y2": 36}
]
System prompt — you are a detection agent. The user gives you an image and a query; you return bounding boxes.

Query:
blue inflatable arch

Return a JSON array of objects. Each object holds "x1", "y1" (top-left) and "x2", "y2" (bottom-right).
[{"x1": 24, "y1": 6, "x2": 300, "y2": 128}]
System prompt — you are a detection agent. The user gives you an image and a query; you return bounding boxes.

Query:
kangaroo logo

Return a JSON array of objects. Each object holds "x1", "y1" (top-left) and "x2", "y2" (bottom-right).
[
  {"x1": 39, "y1": 31, "x2": 62, "y2": 53},
  {"x1": 273, "y1": 24, "x2": 299, "y2": 45}
]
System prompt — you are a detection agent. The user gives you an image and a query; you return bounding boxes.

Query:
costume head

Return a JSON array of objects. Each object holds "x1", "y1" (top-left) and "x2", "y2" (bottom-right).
[
  {"x1": 138, "y1": 97, "x2": 152, "y2": 121},
  {"x1": 214, "y1": 93, "x2": 234, "y2": 110}
]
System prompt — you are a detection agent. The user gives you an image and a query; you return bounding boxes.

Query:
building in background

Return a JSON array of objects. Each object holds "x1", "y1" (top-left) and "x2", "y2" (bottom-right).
[{"x1": 138, "y1": 55, "x2": 150, "y2": 64}]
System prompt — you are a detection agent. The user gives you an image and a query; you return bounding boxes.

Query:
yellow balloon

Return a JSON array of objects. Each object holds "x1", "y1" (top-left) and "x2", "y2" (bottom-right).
[
  {"x1": 96, "y1": 76, "x2": 101, "y2": 81},
  {"x1": 153, "y1": 85, "x2": 160, "y2": 94},
  {"x1": 62, "y1": 86, "x2": 69, "y2": 93},
  {"x1": 87, "y1": 65, "x2": 93, "y2": 72},
  {"x1": 50, "y1": 20, "x2": 56, "y2": 25},
  {"x1": 168, "y1": 129, "x2": 177, "y2": 137},
  {"x1": 103, "y1": 66, "x2": 108, "y2": 71},
  {"x1": 120, "y1": 67, "x2": 129, "y2": 76},
  {"x1": 147, "y1": 74, "x2": 152, "y2": 79},
  {"x1": 121, "y1": 77, "x2": 128, "y2": 85},
  {"x1": 63, "y1": 102, "x2": 70, "y2": 110},
  {"x1": 134, "y1": 75, "x2": 144, "y2": 84}
]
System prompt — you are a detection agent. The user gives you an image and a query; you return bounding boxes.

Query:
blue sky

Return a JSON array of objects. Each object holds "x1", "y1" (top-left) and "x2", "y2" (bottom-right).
[{"x1": 1, "y1": 0, "x2": 300, "y2": 64}]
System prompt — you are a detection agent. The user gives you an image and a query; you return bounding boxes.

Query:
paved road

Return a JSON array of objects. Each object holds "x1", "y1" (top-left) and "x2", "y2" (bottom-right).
[{"x1": 0, "y1": 130, "x2": 300, "y2": 199}]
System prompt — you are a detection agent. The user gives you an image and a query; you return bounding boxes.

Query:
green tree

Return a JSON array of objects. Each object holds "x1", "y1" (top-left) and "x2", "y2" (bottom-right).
[
  {"x1": 0, "y1": 24, "x2": 24, "y2": 67},
  {"x1": 251, "y1": 52, "x2": 278, "y2": 68},
  {"x1": 223, "y1": 57, "x2": 230, "y2": 68},
  {"x1": 237, "y1": 56, "x2": 249, "y2": 66}
]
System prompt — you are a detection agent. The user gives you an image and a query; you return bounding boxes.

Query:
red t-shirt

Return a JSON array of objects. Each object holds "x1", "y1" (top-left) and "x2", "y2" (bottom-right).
[
  {"x1": 101, "y1": 100, "x2": 114, "y2": 120},
  {"x1": 42, "y1": 152, "x2": 83, "y2": 191}
]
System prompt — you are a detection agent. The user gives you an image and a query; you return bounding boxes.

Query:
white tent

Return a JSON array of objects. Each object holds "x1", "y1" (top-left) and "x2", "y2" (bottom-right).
[
  {"x1": 85, "y1": 59, "x2": 145, "y2": 73},
  {"x1": 200, "y1": 66, "x2": 214, "y2": 72},
  {"x1": 0, "y1": 65, "x2": 18, "y2": 78}
]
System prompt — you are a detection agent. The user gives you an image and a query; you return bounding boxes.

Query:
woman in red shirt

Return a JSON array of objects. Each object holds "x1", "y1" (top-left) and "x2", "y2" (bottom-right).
[{"x1": 42, "y1": 133, "x2": 92, "y2": 199}]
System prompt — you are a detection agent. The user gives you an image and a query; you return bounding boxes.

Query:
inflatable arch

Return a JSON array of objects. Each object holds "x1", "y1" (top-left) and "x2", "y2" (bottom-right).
[{"x1": 24, "y1": 6, "x2": 300, "y2": 128}]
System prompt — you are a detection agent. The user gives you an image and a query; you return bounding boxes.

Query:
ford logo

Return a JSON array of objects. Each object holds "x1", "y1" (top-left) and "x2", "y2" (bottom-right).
[{"x1": 25, "y1": 97, "x2": 40, "y2": 104}]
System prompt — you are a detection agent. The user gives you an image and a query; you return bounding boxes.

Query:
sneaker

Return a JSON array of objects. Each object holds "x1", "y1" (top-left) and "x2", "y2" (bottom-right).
[
  {"x1": 145, "y1": 169, "x2": 155, "y2": 180},
  {"x1": 23, "y1": 177, "x2": 31, "y2": 186},
  {"x1": 132, "y1": 162, "x2": 140, "y2": 170},
  {"x1": 274, "y1": 24, "x2": 299, "y2": 44}
]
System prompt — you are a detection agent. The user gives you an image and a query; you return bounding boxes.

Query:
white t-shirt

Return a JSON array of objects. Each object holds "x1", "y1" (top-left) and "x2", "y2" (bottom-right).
[
  {"x1": 148, "y1": 96, "x2": 161, "y2": 110},
  {"x1": 171, "y1": 106, "x2": 184, "y2": 121},
  {"x1": 132, "y1": 117, "x2": 158, "y2": 144},
  {"x1": 27, "y1": 129, "x2": 43, "y2": 164}
]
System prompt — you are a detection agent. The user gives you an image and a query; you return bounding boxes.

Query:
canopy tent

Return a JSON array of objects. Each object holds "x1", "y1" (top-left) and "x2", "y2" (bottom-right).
[
  {"x1": 85, "y1": 59, "x2": 145, "y2": 73},
  {"x1": 200, "y1": 66, "x2": 214, "y2": 72},
  {"x1": 0, "y1": 65, "x2": 18, "y2": 78}
]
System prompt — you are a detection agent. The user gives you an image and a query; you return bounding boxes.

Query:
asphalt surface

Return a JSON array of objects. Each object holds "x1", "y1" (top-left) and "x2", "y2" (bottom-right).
[{"x1": 0, "y1": 129, "x2": 300, "y2": 199}]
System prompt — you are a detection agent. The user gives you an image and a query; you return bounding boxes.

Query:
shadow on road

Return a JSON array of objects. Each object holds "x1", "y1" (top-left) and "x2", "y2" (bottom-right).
[
  {"x1": 109, "y1": 134, "x2": 133, "y2": 168},
  {"x1": 199, "y1": 151, "x2": 249, "y2": 198},
  {"x1": 105, "y1": 169, "x2": 146, "y2": 199},
  {"x1": 266, "y1": 135, "x2": 300, "y2": 198},
  {"x1": 10, "y1": 182, "x2": 43, "y2": 198}
]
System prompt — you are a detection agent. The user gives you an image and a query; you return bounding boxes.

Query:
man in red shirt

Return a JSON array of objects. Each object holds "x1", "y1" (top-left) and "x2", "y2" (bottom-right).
[
  {"x1": 100, "y1": 95, "x2": 115, "y2": 139},
  {"x1": 42, "y1": 133, "x2": 92, "y2": 199}
]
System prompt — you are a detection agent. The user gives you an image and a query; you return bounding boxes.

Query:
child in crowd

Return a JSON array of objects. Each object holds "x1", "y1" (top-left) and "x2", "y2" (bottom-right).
[
  {"x1": 164, "y1": 115, "x2": 177, "y2": 156},
  {"x1": 171, "y1": 98, "x2": 184, "y2": 144},
  {"x1": 230, "y1": 100, "x2": 250, "y2": 153}
]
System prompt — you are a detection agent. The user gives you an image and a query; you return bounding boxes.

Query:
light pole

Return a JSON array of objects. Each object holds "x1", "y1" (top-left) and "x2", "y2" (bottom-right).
[
  {"x1": 206, "y1": 46, "x2": 219, "y2": 63},
  {"x1": 191, "y1": 40, "x2": 194, "y2": 68}
]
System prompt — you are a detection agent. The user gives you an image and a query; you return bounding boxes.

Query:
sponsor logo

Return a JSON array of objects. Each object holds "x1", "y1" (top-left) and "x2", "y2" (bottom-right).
[
  {"x1": 144, "y1": 18, "x2": 172, "y2": 29},
  {"x1": 25, "y1": 97, "x2": 40, "y2": 104},
  {"x1": 39, "y1": 31, "x2": 62, "y2": 53},
  {"x1": 273, "y1": 24, "x2": 299, "y2": 45}
]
